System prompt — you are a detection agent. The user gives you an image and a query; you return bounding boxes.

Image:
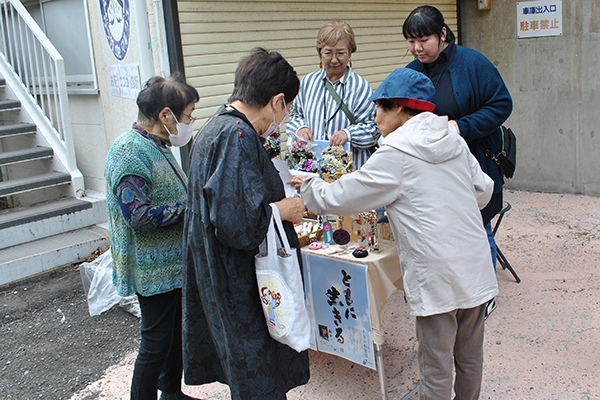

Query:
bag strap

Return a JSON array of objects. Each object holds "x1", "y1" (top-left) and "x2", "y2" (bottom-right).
[
  {"x1": 260, "y1": 206, "x2": 278, "y2": 256},
  {"x1": 191, "y1": 113, "x2": 217, "y2": 147},
  {"x1": 324, "y1": 79, "x2": 356, "y2": 125},
  {"x1": 270, "y1": 203, "x2": 292, "y2": 253},
  {"x1": 259, "y1": 204, "x2": 292, "y2": 256}
]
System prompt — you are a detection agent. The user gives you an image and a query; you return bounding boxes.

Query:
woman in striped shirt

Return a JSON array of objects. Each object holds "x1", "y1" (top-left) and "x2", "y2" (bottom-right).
[{"x1": 286, "y1": 20, "x2": 379, "y2": 168}]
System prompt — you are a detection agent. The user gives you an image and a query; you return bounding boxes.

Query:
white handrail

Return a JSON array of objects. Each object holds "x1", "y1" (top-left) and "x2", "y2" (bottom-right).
[{"x1": 0, "y1": 0, "x2": 82, "y2": 195}]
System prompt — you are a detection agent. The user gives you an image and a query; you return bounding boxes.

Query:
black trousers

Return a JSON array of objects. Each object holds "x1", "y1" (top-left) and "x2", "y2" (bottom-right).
[{"x1": 131, "y1": 288, "x2": 183, "y2": 400}]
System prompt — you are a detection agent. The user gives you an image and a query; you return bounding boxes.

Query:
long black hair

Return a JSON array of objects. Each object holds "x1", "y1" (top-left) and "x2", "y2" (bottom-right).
[{"x1": 402, "y1": 5, "x2": 456, "y2": 43}]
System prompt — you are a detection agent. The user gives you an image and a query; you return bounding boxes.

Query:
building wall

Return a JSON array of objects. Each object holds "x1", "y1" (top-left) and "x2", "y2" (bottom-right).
[
  {"x1": 177, "y1": 0, "x2": 458, "y2": 124},
  {"x1": 86, "y1": 0, "x2": 144, "y2": 147},
  {"x1": 69, "y1": 95, "x2": 109, "y2": 192},
  {"x1": 460, "y1": 0, "x2": 600, "y2": 196},
  {"x1": 79, "y1": 0, "x2": 171, "y2": 192}
]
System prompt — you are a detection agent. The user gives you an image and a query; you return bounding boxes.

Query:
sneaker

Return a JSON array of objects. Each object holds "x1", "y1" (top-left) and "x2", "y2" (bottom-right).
[{"x1": 484, "y1": 298, "x2": 497, "y2": 320}]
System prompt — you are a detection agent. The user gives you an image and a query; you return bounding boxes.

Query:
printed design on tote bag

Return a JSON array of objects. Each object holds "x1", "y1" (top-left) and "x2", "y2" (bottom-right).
[
  {"x1": 256, "y1": 273, "x2": 295, "y2": 338},
  {"x1": 260, "y1": 284, "x2": 286, "y2": 329}
]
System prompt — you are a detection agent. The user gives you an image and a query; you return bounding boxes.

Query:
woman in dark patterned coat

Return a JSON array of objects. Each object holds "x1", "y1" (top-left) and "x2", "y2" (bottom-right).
[{"x1": 182, "y1": 48, "x2": 310, "y2": 400}]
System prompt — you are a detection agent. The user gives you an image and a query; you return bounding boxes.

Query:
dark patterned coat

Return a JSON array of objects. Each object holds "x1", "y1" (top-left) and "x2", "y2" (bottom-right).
[{"x1": 182, "y1": 105, "x2": 310, "y2": 400}]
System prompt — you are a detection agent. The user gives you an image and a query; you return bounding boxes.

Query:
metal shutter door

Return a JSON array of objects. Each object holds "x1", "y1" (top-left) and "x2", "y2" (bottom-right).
[{"x1": 177, "y1": 0, "x2": 458, "y2": 122}]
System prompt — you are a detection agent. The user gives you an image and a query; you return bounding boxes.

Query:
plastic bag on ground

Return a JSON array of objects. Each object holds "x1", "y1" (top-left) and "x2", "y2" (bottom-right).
[{"x1": 79, "y1": 250, "x2": 140, "y2": 318}]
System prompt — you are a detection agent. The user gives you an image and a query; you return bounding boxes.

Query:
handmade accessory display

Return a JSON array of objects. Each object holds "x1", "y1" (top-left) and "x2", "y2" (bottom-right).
[
  {"x1": 295, "y1": 220, "x2": 323, "y2": 247},
  {"x1": 332, "y1": 229, "x2": 351, "y2": 246},
  {"x1": 308, "y1": 242, "x2": 322, "y2": 250},
  {"x1": 320, "y1": 146, "x2": 356, "y2": 182},
  {"x1": 350, "y1": 211, "x2": 378, "y2": 249},
  {"x1": 255, "y1": 204, "x2": 311, "y2": 352},
  {"x1": 352, "y1": 247, "x2": 368, "y2": 258}
]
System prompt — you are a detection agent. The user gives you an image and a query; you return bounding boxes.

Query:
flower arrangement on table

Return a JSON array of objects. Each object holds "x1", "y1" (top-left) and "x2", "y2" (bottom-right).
[
  {"x1": 319, "y1": 146, "x2": 356, "y2": 182},
  {"x1": 264, "y1": 133, "x2": 281, "y2": 159},
  {"x1": 283, "y1": 141, "x2": 355, "y2": 181},
  {"x1": 284, "y1": 141, "x2": 319, "y2": 173}
]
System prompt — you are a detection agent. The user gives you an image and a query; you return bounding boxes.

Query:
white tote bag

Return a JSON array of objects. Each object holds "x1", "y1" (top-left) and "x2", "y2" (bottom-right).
[{"x1": 255, "y1": 203, "x2": 311, "y2": 352}]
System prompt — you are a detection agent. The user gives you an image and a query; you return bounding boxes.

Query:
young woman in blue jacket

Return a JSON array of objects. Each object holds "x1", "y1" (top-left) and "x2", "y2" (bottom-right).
[{"x1": 403, "y1": 5, "x2": 513, "y2": 270}]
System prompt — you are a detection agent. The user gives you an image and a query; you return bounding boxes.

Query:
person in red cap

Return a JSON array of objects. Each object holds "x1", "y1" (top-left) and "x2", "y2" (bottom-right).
[{"x1": 291, "y1": 67, "x2": 499, "y2": 400}]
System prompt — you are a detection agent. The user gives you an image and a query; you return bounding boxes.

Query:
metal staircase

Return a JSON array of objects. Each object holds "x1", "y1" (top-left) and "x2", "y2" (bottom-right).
[{"x1": 0, "y1": 1, "x2": 108, "y2": 287}]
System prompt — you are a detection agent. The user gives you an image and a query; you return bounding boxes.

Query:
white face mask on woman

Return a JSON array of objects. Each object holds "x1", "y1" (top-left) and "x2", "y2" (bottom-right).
[
  {"x1": 164, "y1": 111, "x2": 195, "y2": 147},
  {"x1": 261, "y1": 98, "x2": 289, "y2": 139}
]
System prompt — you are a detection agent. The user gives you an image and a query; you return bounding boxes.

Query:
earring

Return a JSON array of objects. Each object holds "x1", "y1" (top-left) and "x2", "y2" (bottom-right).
[
  {"x1": 349, "y1": 60, "x2": 353, "y2": 68},
  {"x1": 320, "y1": 61, "x2": 323, "y2": 69}
]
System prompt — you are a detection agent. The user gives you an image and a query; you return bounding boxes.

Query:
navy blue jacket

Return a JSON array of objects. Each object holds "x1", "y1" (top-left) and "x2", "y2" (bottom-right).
[{"x1": 407, "y1": 45, "x2": 513, "y2": 193}]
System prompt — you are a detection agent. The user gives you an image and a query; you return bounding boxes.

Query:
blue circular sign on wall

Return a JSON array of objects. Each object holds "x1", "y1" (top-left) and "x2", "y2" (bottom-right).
[{"x1": 100, "y1": 0, "x2": 130, "y2": 61}]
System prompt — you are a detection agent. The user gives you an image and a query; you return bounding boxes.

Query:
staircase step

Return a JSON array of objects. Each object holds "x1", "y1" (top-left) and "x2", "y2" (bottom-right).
[
  {"x1": 0, "y1": 99, "x2": 20, "y2": 111},
  {"x1": 0, "y1": 225, "x2": 110, "y2": 287},
  {"x1": 0, "y1": 123, "x2": 37, "y2": 138},
  {"x1": 0, "y1": 146, "x2": 53, "y2": 166},
  {"x1": 0, "y1": 197, "x2": 92, "y2": 230},
  {"x1": 0, "y1": 171, "x2": 71, "y2": 197},
  {"x1": 0, "y1": 193, "x2": 106, "y2": 249}
]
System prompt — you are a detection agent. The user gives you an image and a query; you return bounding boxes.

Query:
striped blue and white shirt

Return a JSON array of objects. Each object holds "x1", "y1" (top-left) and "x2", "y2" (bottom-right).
[{"x1": 286, "y1": 67, "x2": 379, "y2": 168}]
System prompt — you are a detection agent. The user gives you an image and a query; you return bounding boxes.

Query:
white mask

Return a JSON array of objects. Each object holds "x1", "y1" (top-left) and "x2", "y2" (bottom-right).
[
  {"x1": 164, "y1": 111, "x2": 195, "y2": 147},
  {"x1": 261, "y1": 98, "x2": 289, "y2": 139}
]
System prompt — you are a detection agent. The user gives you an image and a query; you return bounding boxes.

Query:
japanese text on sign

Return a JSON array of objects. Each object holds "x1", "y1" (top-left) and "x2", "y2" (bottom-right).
[
  {"x1": 325, "y1": 269, "x2": 358, "y2": 344},
  {"x1": 109, "y1": 64, "x2": 141, "y2": 99},
  {"x1": 307, "y1": 255, "x2": 376, "y2": 369},
  {"x1": 517, "y1": 0, "x2": 562, "y2": 38}
]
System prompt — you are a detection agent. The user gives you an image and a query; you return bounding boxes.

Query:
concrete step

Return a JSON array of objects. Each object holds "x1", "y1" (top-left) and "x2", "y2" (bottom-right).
[
  {"x1": 0, "y1": 171, "x2": 71, "y2": 197},
  {"x1": 0, "y1": 224, "x2": 110, "y2": 287},
  {"x1": 0, "y1": 146, "x2": 53, "y2": 166},
  {"x1": 0, "y1": 99, "x2": 20, "y2": 111},
  {"x1": 0, "y1": 197, "x2": 92, "y2": 229},
  {"x1": 0, "y1": 194, "x2": 106, "y2": 249},
  {"x1": 0, "y1": 123, "x2": 37, "y2": 138}
]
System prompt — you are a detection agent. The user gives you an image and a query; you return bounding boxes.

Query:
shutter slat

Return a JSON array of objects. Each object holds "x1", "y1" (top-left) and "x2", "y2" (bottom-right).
[{"x1": 178, "y1": 0, "x2": 458, "y2": 121}]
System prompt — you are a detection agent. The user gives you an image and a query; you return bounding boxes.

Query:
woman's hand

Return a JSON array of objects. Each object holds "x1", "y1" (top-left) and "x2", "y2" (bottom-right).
[
  {"x1": 330, "y1": 130, "x2": 349, "y2": 147},
  {"x1": 288, "y1": 175, "x2": 309, "y2": 193},
  {"x1": 296, "y1": 127, "x2": 314, "y2": 142},
  {"x1": 273, "y1": 197, "x2": 305, "y2": 224}
]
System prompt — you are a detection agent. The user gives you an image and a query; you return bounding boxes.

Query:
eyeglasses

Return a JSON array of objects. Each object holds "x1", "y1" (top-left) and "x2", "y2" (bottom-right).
[
  {"x1": 182, "y1": 113, "x2": 197, "y2": 124},
  {"x1": 321, "y1": 51, "x2": 349, "y2": 60}
]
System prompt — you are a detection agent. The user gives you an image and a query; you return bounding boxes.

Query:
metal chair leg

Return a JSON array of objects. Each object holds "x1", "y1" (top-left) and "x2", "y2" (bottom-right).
[
  {"x1": 493, "y1": 202, "x2": 521, "y2": 283},
  {"x1": 496, "y1": 246, "x2": 521, "y2": 283}
]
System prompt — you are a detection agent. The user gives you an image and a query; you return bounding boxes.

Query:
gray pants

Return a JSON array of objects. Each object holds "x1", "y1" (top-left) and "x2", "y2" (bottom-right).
[{"x1": 416, "y1": 303, "x2": 487, "y2": 400}]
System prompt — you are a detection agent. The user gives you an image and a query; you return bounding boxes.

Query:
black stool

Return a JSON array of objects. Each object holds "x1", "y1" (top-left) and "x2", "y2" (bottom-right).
[{"x1": 492, "y1": 202, "x2": 521, "y2": 283}]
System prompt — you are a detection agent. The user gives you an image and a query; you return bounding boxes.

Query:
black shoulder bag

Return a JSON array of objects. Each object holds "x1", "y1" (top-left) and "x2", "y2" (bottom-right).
[{"x1": 477, "y1": 125, "x2": 517, "y2": 179}]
